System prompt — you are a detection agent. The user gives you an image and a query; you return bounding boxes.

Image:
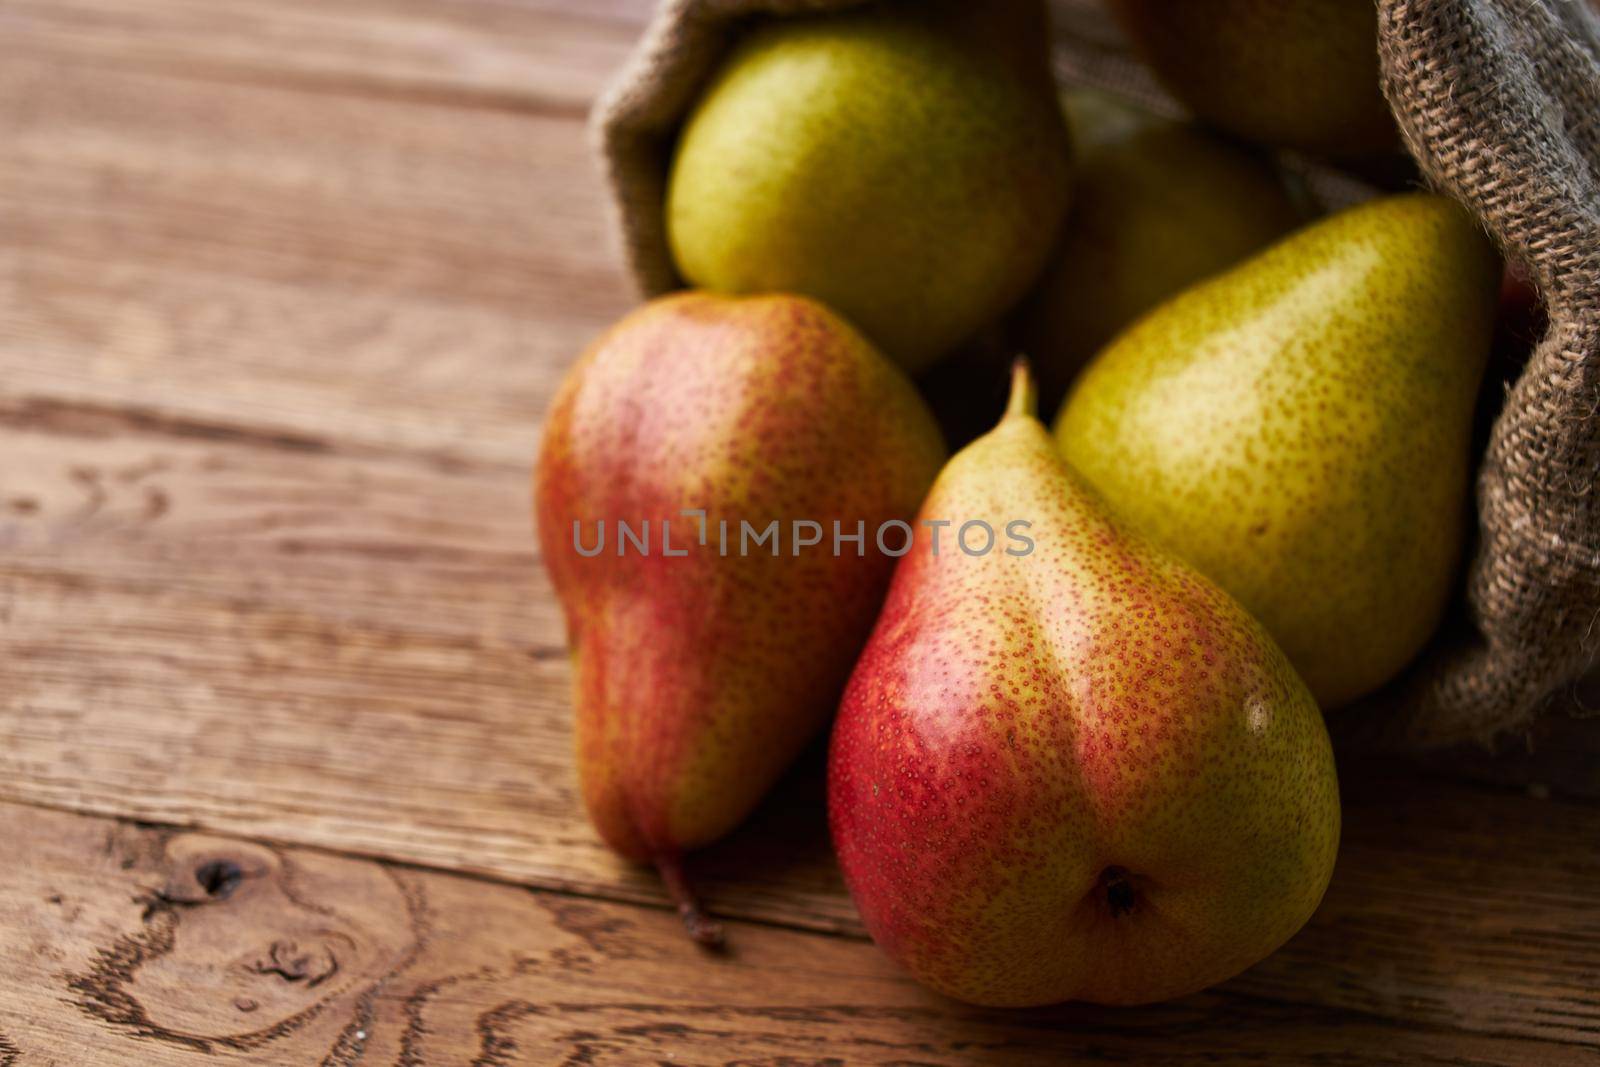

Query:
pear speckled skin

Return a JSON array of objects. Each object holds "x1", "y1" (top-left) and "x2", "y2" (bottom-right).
[
  {"x1": 537, "y1": 292, "x2": 946, "y2": 871},
  {"x1": 830, "y1": 367, "x2": 1339, "y2": 1007},
  {"x1": 1022, "y1": 89, "x2": 1303, "y2": 408},
  {"x1": 1055, "y1": 194, "x2": 1500, "y2": 709},
  {"x1": 666, "y1": 0, "x2": 1072, "y2": 371},
  {"x1": 1108, "y1": 0, "x2": 1398, "y2": 159}
]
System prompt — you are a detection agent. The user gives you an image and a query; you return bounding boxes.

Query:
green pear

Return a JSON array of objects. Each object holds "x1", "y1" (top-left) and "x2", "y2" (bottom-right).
[
  {"x1": 1021, "y1": 89, "x2": 1304, "y2": 406},
  {"x1": 830, "y1": 363, "x2": 1339, "y2": 1006},
  {"x1": 537, "y1": 292, "x2": 945, "y2": 941},
  {"x1": 1107, "y1": 0, "x2": 1398, "y2": 159},
  {"x1": 666, "y1": 0, "x2": 1073, "y2": 371},
  {"x1": 1055, "y1": 194, "x2": 1499, "y2": 708}
]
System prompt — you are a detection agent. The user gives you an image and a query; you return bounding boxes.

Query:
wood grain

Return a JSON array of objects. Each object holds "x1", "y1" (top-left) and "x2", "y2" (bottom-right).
[
  {"x1": 1, "y1": 799, "x2": 1592, "y2": 1066},
  {"x1": 0, "y1": 50, "x2": 629, "y2": 464},
  {"x1": 2, "y1": 1, "x2": 1598, "y2": 1062},
  {"x1": 0, "y1": 378, "x2": 863, "y2": 931},
  {"x1": 0, "y1": 0, "x2": 653, "y2": 114}
]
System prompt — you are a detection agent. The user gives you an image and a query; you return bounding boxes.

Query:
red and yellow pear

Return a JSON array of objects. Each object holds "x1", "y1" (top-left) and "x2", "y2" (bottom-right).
[
  {"x1": 829, "y1": 363, "x2": 1339, "y2": 1005},
  {"x1": 537, "y1": 291, "x2": 945, "y2": 941}
]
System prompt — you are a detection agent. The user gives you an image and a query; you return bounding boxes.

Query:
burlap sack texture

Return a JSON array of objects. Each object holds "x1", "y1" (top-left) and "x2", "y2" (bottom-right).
[
  {"x1": 1371, "y1": 0, "x2": 1600, "y2": 747},
  {"x1": 590, "y1": 0, "x2": 1600, "y2": 749}
]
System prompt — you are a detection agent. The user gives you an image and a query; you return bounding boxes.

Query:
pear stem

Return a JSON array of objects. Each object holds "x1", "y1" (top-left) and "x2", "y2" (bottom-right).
[
  {"x1": 1004, "y1": 357, "x2": 1038, "y2": 421},
  {"x1": 655, "y1": 854, "x2": 725, "y2": 948}
]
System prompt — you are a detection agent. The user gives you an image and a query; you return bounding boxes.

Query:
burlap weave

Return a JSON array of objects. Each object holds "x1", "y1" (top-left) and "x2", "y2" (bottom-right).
[
  {"x1": 590, "y1": 0, "x2": 1600, "y2": 748},
  {"x1": 1370, "y1": 0, "x2": 1600, "y2": 746}
]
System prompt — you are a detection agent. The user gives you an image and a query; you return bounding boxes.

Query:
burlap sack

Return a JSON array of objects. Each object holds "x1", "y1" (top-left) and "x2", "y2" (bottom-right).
[
  {"x1": 590, "y1": 0, "x2": 1600, "y2": 749},
  {"x1": 1371, "y1": 0, "x2": 1600, "y2": 747}
]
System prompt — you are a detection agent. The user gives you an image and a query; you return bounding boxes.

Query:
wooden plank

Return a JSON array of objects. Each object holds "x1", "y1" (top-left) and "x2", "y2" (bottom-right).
[
  {"x1": 0, "y1": 0, "x2": 651, "y2": 114},
  {"x1": 0, "y1": 49, "x2": 631, "y2": 464},
  {"x1": 0, "y1": 800, "x2": 1590, "y2": 1066},
  {"x1": 0, "y1": 411, "x2": 858, "y2": 934}
]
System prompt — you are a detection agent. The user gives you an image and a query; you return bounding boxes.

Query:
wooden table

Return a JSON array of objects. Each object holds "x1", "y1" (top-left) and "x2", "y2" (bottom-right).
[{"x1": 1, "y1": 2, "x2": 1596, "y2": 1062}]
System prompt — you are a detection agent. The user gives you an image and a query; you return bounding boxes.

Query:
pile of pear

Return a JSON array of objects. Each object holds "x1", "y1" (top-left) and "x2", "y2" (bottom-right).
[{"x1": 537, "y1": 0, "x2": 1506, "y2": 1006}]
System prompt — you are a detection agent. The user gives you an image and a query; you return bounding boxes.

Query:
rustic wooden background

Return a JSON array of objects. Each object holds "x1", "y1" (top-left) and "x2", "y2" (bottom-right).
[{"x1": 1, "y1": 1, "x2": 1596, "y2": 1063}]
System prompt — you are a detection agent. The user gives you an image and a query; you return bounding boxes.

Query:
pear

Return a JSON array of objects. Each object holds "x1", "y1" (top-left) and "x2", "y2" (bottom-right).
[
  {"x1": 1021, "y1": 89, "x2": 1304, "y2": 407},
  {"x1": 537, "y1": 292, "x2": 945, "y2": 941},
  {"x1": 1107, "y1": 0, "x2": 1398, "y2": 159},
  {"x1": 666, "y1": 0, "x2": 1072, "y2": 371},
  {"x1": 829, "y1": 363, "x2": 1339, "y2": 1006},
  {"x1": 1055, "y1": 194, "x2": 1500, "y2": 708}
]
